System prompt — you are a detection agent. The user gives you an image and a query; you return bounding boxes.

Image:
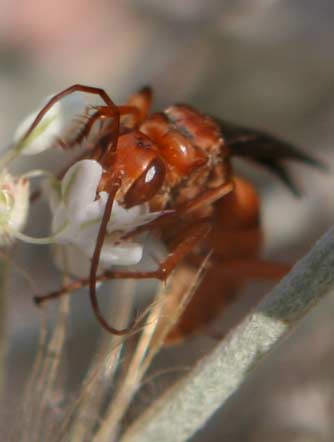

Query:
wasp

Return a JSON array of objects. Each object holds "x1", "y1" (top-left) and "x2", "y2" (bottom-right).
[{"x1": 27, "y1": 84, "x2": 322, "y2": 342}]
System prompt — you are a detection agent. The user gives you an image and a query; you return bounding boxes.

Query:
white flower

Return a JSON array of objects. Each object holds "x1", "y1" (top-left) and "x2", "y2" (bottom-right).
[
  {"x1": 44, "y1": 159, "x2": 162, "y2": 274},
  {"x1": 0, "y1": 171, "x2": 29, "y2": 245},
  {"x1": 13, "y1": 92, "x2": 88, "y2": 155}
]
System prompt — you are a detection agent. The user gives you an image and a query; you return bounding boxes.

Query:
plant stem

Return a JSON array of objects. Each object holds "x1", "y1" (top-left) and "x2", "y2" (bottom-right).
[
  {"x1": 121, "y1": 226, "x2": 334, "y2": 442},
  {"x1": 0, "y1": 148, "x2": 19, "y2": 170},
  {"x1": 0, "y1": 259, "x2": 8, "y2": 392}
]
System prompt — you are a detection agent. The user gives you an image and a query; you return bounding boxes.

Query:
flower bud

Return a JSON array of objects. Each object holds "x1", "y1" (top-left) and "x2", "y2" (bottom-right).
[
  {"x1": 13, "y1": 92, "x2": 87, "y2": 155},
  {"x1": 0, "y1": 171, "x2": 29, "y2": 245}
]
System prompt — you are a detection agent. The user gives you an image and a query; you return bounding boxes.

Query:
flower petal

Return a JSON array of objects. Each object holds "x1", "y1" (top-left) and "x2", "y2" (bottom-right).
[
  {"x1": 99, "y1": 239, "x2": 144, "y2": 266},
  {"x1": 51, "y1": 203, "x2": 74, "y2": 243},
  {"x1": 52, "y1": 243, "x2": 93, "y2": 278},
  {"x1": 42, "y1": 177, "x2": 62, "y2": 214},
  {"x1": 61, "y1": 159, "x2": 102, "y2": 215}
]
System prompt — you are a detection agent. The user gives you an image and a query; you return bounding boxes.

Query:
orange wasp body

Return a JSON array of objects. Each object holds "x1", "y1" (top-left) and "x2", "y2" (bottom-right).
[{"x1": 28, "y1": 84, "x2": 321, "y2": 342}]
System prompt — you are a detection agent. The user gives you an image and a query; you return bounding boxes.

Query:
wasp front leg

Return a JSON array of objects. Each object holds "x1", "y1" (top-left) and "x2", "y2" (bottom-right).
[
  {"x1": 34, "y1": 222, "x2": 211, "y2": 313},
  {"x1": 33, "y1": 219, "x2": 209, "y2": 337}
]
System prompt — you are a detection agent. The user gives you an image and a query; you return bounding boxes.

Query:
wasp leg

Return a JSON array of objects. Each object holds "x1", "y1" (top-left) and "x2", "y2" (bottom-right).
[
  {"x1": 124, "y1": 181, "x2": 234, "y2": 240},
  {"x1": 34, "y1": 222, "x2": 211, "y2": 305},
  {"x1": 218, "y1": 259, "x2": 291, "y2": 280},
  {"x1": 72, "y1": 104, "x2": 140, "y2": 150}
]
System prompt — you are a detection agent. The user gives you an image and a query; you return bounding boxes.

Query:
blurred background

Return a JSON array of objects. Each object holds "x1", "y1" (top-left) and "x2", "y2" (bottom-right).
[{"x1": 0, "y1": 0, "x2": 333, "y2": 441}]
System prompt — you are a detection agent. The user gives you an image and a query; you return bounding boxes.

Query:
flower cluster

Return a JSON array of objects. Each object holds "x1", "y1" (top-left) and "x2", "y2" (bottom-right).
[
  {"x1": 0, "y1": 92, "x2": 161, "y2": 275},
  {"x1": 45, "y1": 158, "x2": 160, "y2": 275}
]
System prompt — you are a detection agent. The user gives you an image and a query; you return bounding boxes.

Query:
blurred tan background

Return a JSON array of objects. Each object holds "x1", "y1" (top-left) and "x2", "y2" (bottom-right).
[{"x1": 0, "y1": 1, "x2": 333, "y2": 441}]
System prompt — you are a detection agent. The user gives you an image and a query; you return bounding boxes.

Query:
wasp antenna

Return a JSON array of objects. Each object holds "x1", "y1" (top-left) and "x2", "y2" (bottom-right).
[{"x1": 89, "y1": 176, "x2": 133, "y2": 335}]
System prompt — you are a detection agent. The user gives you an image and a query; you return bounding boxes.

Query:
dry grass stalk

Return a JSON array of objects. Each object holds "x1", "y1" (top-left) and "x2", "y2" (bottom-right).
[
  {"x1": 46, "y1": 280, "x2": 165, "y2": 442},
  {"x1": 93, "y1": 254, "x2": 211, "y2": 442},
  {"x1": 18, "y1": 294, "x2": 70, "y2": 442},
  {"x1": 0, "y1": 260, "x2": 8, "y2": 393},
  {"x1": 69, "y1": 280, "x2": 136, "y2": 442}
]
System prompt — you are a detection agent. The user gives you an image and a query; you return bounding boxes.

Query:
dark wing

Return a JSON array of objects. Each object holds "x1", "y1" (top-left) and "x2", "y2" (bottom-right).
[{"x1": 216, "y1": 119, "x2": 325, "y2": 196}]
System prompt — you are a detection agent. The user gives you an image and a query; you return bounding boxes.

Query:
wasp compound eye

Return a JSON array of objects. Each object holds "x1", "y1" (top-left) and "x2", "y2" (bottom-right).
[{"x1": 124, "y1": 157, "x2": 166, "y2": 208}]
